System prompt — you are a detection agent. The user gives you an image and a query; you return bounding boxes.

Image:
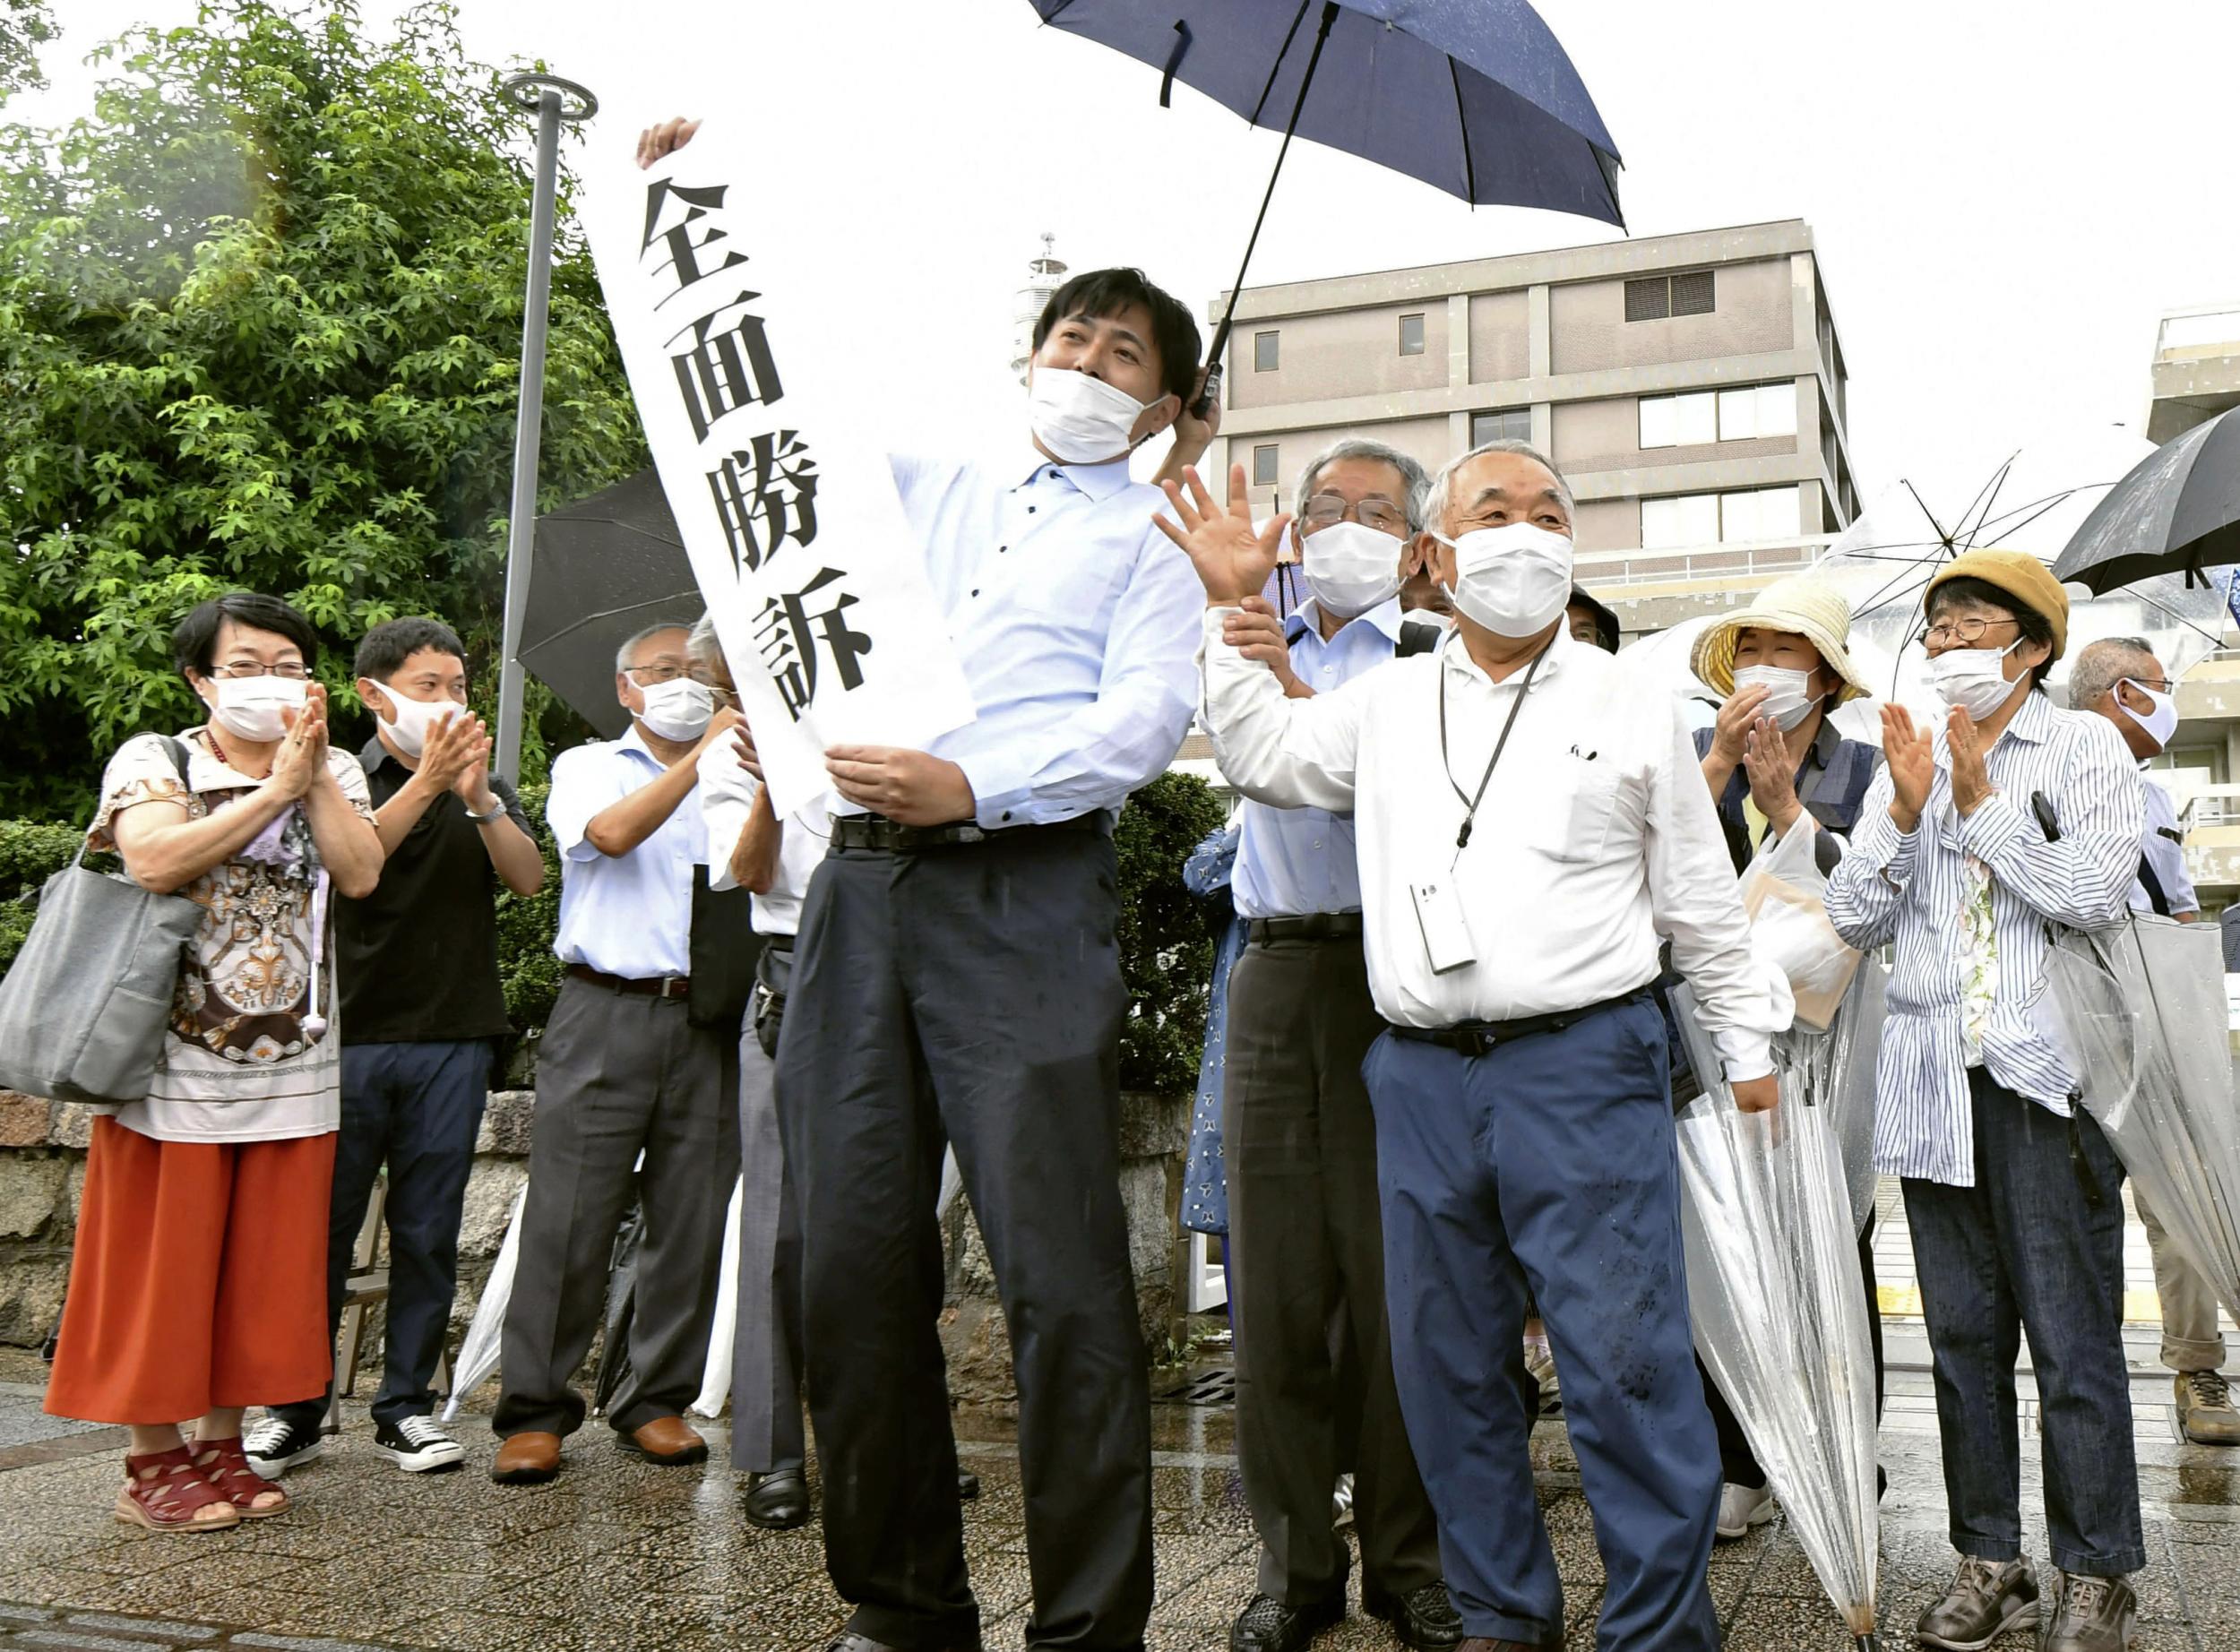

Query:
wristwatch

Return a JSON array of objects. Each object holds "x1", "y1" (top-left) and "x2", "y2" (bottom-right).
[{"x1": 463, "y1": 798, "x2": 508, "y2": 824}]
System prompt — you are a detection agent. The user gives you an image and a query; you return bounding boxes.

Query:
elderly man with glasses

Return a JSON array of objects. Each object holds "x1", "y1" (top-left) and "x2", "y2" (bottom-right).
[
  {"x1": 1216, "y1": 438, "x2": 1458, "y2": 1652},
  {"x1": 490, "y1": 621, "x2": 747, "y2": 1487}
]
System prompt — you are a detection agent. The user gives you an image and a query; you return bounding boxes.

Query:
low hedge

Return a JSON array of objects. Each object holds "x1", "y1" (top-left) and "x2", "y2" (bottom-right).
[{"x1": 0, "y1": 770, "x2": 1227, "y2": 1097}]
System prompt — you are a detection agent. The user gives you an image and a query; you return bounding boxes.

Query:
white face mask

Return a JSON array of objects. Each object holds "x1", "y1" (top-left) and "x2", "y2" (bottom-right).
[
  {"x1": 1732, "y1": 664, "x2": 1819, "y2": 731},
  {"x1": 1300, "y1": 521, "x2": 1404, "y2": 620},
  {"x1": 364, "y1": 679, "x2": 459, "y2": 760},
  {"x1": 1929, "y1": 638, "x2": 2025, "y2": 722},
  {"x1": 1431, "y1": 522, "x2": 1574, "y2": 639},
  {"x1": 2118, "y1": 678, "x2": 2179, "y2": 751},
  {"x1": 206, "y1": 674, "x2": 307, "y2": 743},
  {"x1": 1027, "y1": 366, "x2": 1150, "y2": 464},
  {"x1": 636, "y1": 675, "x2": 715, "y2": 742}
]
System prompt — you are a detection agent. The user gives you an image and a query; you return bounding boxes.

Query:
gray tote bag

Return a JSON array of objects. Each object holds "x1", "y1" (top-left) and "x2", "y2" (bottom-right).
[{"x1": 0, "y1": 739, "x2": 205, "y2": 1103}]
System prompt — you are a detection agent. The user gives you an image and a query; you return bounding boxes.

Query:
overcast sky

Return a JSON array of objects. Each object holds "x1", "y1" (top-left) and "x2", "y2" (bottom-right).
[{"x1": 19, "y1": 0, "x2": 2240, "y2": 517}]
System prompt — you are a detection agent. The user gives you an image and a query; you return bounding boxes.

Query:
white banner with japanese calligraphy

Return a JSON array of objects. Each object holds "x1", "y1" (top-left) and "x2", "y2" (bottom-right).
[{"x1": 581, "y1": 118, "x2": 977, "y2": 815}]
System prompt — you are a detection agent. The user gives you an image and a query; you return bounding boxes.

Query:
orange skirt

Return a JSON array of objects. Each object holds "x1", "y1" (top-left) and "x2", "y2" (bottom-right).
[{"x1": 45, "y1": 1117, "x2": 336, "y2": 1425}]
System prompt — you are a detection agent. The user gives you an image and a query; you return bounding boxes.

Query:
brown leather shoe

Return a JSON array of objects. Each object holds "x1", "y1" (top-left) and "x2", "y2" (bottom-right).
[
  {"x1": 617, "y1": 1415, "x2": 708, "y2": 1465},
  {"x1": 491, "y1": 1431, "x2": 562, "y2": 1485}
]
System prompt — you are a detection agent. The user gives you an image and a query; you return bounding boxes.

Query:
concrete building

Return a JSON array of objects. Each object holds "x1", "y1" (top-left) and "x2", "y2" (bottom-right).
[
  {"x1": 1009, "y1": 234, "x2": 1067, "y2": 386},
  {"x1": 1206, "y1": 218, "x2": 1860, "y2": 583},
  {"x1": 2146, "y1": 302, "x2": 2240, "y2": 444}
]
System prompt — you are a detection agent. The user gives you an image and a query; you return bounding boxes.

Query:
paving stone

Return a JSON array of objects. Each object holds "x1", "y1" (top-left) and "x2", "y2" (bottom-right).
[
  {"x1": 229, "y1": 1638, "x2": 402, "y2": 1652},
  {"x1": 61, "y1": 1619, "x2": 218, "y2": 1644},
  {"x1": 10, "y1": 1632, "x2": 177, "y2": 1652},
  {"x1": 0, "y1": 1612, "x2": 55, "y2": 1627}
]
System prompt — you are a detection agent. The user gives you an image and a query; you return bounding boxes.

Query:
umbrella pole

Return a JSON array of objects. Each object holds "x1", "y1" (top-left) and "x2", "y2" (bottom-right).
[
  {"x1": 494, "y1": 73, "x2": 596, "y2": 787},
  {"x1": 1195, "y1": 0, "x2": 1340, "y2": 417}
]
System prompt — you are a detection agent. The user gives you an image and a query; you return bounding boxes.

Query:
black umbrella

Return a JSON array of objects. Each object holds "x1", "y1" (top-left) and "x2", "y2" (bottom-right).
[
  {"x1": 521, "y1": 469, "x2": 701, "y2": 737},
  {"x1": 1031, "y1": 0, "x2": 1624, "y2": 409},
  {"x1": 2053, "y1": 408, "x2": 2240, "y2": 593}
]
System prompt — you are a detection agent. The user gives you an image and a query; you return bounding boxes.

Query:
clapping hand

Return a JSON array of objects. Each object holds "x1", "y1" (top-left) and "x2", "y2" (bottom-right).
[
  {"x1": 1947, "y1": 706, "x2": 1994, "y2": 816},
  {"x1": 1154, "y1": 463, "x2": 1291, "y2": 603},
  {"x1": 1882, "y1": 703, "x2": 1934, "y2": 832},
  {"x1": 1740, "y1": 716, "x2": 1802, "y2": 833},
  {"x1": 271, "y1": 686, "x2": 327, "y2": 801},
  {"x1": 417, "y1": 705, "x2": 484, "y2": 793},
  {"x1": 1708, "y1": 683, "x2": 1771, "y2": 767}
]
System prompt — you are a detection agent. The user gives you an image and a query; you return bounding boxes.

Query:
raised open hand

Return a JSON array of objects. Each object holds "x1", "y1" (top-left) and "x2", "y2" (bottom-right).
[
  {"x1": 1947, "y1": 706, "x2": 1994, "y2": 816},
  {"x1": 1882, "y1": 702, "x2": 1934, "y2": 830},
  {"x1": 1154, "y1": 462, "x2": 1291, "y2": 603}
]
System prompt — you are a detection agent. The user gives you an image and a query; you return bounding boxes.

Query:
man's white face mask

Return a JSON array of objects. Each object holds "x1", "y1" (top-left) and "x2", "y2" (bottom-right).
[
  {"x1": 2118, "y1": 677, "x2": 2179, "y2": 752},
  {"x1": 1429, "y1": 522, "x2": 1574, "y2": 639},
  {"x1": 1299, "y1": 521, "x2": 1404, "y2": 620},
  {"x1": 1027, "y1": 366, "x2": 1147, "y2": 464}
]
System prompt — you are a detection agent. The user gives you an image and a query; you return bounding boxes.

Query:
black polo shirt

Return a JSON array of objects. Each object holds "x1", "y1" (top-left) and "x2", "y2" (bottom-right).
[{"x1": 336, "y1": 736, "x2": 532, "y2": 1045}]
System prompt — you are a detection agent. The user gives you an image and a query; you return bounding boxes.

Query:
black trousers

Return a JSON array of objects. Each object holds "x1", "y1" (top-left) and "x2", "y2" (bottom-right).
[
  {"x1": 777, "y1": 830, "x2": 1152, "y2": 1652},
  {"x1": 1224, "y1": 936, "x2": 1441, "y2": 1605}
]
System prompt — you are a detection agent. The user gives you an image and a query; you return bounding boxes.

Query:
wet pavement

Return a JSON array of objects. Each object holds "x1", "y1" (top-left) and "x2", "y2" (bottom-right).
[{"x1": 2, "y1": 1180, "x2": 2239, "y2": 1650}]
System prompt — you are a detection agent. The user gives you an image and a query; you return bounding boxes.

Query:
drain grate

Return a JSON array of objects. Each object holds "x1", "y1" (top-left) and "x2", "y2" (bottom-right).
[{"x1": 1159, "y1": 1367, "x2": 1236, "y2": 1407}]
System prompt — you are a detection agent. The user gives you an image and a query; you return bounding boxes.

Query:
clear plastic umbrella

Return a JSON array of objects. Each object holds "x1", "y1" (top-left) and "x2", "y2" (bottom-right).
[
  {"x1": 442, "y1": 1182, "x2": 528, "y2": 1423},
  {"x1": 1618, "y1": 614, "x2": 1926, "y2": 747},
  {"x1": 2046, "y1": 916, "x2": 2240, "y2": 1321},
  {"x1": 690, "y1": 1178, "x2": 746, "y2": 1419},
  {"x1": 1671, "y1": 980, "x2": 1882, "y2": 1650}
]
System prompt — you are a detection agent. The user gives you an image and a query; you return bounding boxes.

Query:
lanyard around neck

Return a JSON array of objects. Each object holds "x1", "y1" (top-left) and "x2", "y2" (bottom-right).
[{"x1": 1436, "y1": 641, "x2": 1549, "y2": 856}]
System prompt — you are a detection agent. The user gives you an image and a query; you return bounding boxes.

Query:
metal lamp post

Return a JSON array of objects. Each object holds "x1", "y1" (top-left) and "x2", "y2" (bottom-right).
[{"x1": 494, "y1": 71, "x2": 598, "y2": 786}]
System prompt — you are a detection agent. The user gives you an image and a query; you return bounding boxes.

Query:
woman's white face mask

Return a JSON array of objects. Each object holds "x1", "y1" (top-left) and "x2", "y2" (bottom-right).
[
  {"x1": 204, "y1": 675, "x2": 307, "y2": 743},
  {"x1": 1731, "y1": 664, "x2": 1819, "y2": 731},
  {"x1": 1929, "y1": 637, "x2": 2027, "y2": 721}
]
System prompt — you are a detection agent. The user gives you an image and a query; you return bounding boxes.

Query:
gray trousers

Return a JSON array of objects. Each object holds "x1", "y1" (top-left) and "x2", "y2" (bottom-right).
[
  {"x1": 1225, "y1": 937, "x2": 1443, "y2": 1605},
  {"x1": 777, "y1": 829, "x2": 1152, "y2": 1652},
  {"x1": 731, "y1": 1020, "x2": 806, "y2": 1472},
  {"x1": 2139, "y1": 1185, "x2": 2227, "y2": 1373},
  {"x1": 494, "y1": 977, "x2": 740, "y2": 1438}
]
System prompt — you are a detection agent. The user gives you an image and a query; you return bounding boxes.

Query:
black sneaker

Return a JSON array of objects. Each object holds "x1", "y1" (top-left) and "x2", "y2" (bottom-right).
[
  {"x1": 1364, "y1": 1581, "x2": 1463, "y2": 1649},
  {"x1": 374, "y1": 1415, "x2": 467, "y2": 1474},
  {"x1": 1229, "y1": 1591, "x2": 1345, "y2": 1652},
  {"x1": 243, "y1": 1414, "x2": 326, "y2": 1478}
]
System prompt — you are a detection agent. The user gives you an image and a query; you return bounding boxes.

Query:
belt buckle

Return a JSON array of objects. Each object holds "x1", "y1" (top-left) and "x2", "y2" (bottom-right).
[
  {"x1": 1456, "y1": 1027, "x2": 1495, "y2": 1057},
  {"x1": 660, "y1": 975, "x2": 688, "y2": 999}
]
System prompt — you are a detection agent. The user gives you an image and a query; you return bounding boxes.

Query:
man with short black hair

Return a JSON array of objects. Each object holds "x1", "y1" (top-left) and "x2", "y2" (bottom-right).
[{"x1": 249, "y1": 617, "x2": 544, "y2": 1478}]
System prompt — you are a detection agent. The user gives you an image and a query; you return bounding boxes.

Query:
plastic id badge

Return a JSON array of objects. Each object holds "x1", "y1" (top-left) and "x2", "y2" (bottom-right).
[{"x1": 1409, "y1": 877, "x2": 1478, "y2": 974}]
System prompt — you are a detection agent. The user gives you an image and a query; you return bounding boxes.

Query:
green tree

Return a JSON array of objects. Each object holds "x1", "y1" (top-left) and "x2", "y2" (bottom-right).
[
  {"x1": 0, "y1": 0, "x2": 643, "y2": 821},
  {"x1": 0, "y1": 0, "x2": 55, "y2": 101}
]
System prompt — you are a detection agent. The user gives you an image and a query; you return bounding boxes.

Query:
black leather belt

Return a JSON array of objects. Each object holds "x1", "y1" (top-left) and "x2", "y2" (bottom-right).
[
  {"x1": 764, "y1": 934, "x2": 795, "y2": 954},
  {"x1": 1385, "y1": 989, "x2": 1650, "y2": 1057},
  {"x1": 1247, "y1": 913, "x2": 1366, "y2": 944},
  {"x1": 568, "y1": 963, "x2": 690, "y2": 1000},
  {"x1": 829, "y1": 810, "x2": 1112, "y2": 853}
]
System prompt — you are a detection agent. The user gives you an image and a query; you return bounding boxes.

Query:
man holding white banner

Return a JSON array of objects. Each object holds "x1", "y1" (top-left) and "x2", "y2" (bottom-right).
[{"x1": 621, "y1": 119, "x2": 1208, "y2": 1652}]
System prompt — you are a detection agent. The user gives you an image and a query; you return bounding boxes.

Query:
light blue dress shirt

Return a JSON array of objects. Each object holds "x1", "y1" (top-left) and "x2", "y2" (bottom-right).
[
  {"x1": 889, "y1": 450, "x2": 1204, "y2": 828},
  {"x1": 1231, "y1": 597, "x2": 1403, "y2": 919},
  {"x1": 547, "y1": 726, "x2": 708, "y2": 979},
  {"x1": 2131, "y1": 776, "x2": 2200, "y2": 916}
]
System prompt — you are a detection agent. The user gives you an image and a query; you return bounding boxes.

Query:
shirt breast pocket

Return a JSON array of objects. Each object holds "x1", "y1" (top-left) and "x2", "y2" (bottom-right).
[{"x1": 1529, "y1": 759, "x2": 1628, "y2": 865}]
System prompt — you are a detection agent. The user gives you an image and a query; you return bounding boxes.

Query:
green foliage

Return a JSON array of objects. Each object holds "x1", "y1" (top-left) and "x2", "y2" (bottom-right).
[
  {"x1": 0, "y1": 1, "x2": 54, "y2": 102},
  {"x1": 493, "y1": 778, "x2": 564, "y2": 1035},
  {"x1": 1114, "y1": 771, "x2": 1228, "y2": 1095},
  {"x1": 0, "y1": 0, "x2": 643, "y2": 822},
  {"x1": 0, "y1": 815, "x2": 78, "y2": 975}
]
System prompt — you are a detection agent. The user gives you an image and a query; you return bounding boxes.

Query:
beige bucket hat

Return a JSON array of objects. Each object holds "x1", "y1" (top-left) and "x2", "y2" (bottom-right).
[{"x1": 1690, "y1": 574, "x2": 1872, "y2": 704}]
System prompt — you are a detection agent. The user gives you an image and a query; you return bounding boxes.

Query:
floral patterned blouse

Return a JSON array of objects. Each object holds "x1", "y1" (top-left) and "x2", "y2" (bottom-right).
[{"x1": 86, "y1": 727, "x2": 375, "y2": 1143}]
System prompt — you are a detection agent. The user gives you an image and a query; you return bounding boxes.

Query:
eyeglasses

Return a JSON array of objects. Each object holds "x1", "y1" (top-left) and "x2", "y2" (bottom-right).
[
  {"x1": 1917, "y1": 617, "x2": 2018, "y2": 650},
  {"x1": 1301, "y1": 494, "x2": 1407, "y2": 536},
  {"x1": 622, "y1": 665, "x2": 720, "y2": 686},
  {"x1": 208, "y1": 660, "x2": 311, "y2": 680}
]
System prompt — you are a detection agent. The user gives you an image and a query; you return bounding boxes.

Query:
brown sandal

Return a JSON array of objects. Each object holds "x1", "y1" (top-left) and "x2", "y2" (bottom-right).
[
  {"x1": 190, "y1": 1435, "x2": 289, "y2": 1518},
  {"x1": 116, "y1": 1447, "x2": 242, "y2": 1533}
]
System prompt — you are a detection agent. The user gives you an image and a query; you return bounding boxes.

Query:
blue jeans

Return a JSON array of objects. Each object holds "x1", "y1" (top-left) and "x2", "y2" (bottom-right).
[
  {"x1": 273, "y1": 1039, "x2": 492, "y2": 1431},
  {"x1": 1364, "y1": 999, "x2": 1721, "y2": 1652},
  {"x1": 1903, "y1": 1071, "x2": 2145, "y2": 1577}
]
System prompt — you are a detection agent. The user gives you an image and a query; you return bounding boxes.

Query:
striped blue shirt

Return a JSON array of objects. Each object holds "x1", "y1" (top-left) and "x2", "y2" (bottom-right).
[{"x1": 1822, "y1": 691, "x2": 2141, "y2": 1187}]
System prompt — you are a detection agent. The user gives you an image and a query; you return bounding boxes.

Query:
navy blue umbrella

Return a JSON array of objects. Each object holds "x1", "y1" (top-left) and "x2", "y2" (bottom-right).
[{"x1": 1030, "y1": 0, "x2": 1624, "y2": 404}]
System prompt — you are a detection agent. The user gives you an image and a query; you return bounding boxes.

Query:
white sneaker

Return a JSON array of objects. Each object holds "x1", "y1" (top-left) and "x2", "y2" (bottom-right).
[
  {"x1": 1715, "y1": 1480, "x2": 1776, "y2": 1540},
  {"x1": 244, "y1": 1414, "x2": 326, "y2": 1478},
  {"x1": 375, "y1": 1414, "x2": 467, "y2": 1473}
]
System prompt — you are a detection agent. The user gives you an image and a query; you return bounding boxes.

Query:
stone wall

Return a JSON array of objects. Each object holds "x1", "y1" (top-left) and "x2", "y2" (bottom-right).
[{"x1": 0, "y1": 1085, "x2": 1193, "y2": 1406}]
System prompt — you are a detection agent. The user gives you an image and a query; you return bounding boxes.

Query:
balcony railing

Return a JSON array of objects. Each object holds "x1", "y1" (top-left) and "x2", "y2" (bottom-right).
[
  {"x1": 2182, "y1": 785, "x2": 2240, "y2": 831},
  {"x1": 2158, "y1": 306, "x2": 2240, "y2": 360},
  {"x1": 1573, "y1": 533, "x2": 1839, "y2": 589}
]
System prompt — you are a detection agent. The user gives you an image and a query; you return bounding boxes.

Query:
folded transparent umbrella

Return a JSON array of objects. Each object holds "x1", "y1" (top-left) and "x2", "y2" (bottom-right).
[
  {"x1": 1672, "y1": 981, "x2": 1882, "y2": 1650},
  {"x1": 444, "y1": 1183, "x2": 527, "y2": 1423},
  {"x1": 2046, "y1": 916, "x2": 2240, "y2": 1320}
]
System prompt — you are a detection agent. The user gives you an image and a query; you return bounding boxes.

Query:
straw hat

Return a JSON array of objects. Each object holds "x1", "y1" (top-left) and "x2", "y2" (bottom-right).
[
  {"x1": 1923, "y1": 547, "x2": 2070, "y2": 660},
  {"x1": 1691, "y1": 574, "x2": 1872, "y2": 704}
]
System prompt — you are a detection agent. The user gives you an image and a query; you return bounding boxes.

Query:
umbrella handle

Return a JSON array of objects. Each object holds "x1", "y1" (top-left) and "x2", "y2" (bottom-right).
[{"x1": 1196, "y1": 0, "x2": 1341, "y2": 419}]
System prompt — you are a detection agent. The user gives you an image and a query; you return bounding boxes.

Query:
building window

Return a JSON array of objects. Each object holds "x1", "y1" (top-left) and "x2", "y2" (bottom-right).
[
  {"x1": 1254, "y1": 331, "x2": 1279, "y2": 372},
  {"x1": 1253, "y1": 443, "x2": 1279, "y2": 487},
  {"x1": 1717, "y1": 383, "x2": 1798, "y2": 441},
  {"x1": 1638, "y1": 391, "x2": 1716, "y2": 449},
  {"x1": 1719, "y1": 486, "x2": 1800, "y2": 543},
  {"x1": 1398, "y1": 313, "x2": 1426, "y2": 356},
  {"x1": 1641, "y1": 493, "x2": 1720, "y2": 549},
  {"x1": 1471, "y1": 408, "x2": 1532, "y2": 446},
  {"x1": 1624, "y1": 271, "x2": 1717, "y2": 323}
]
